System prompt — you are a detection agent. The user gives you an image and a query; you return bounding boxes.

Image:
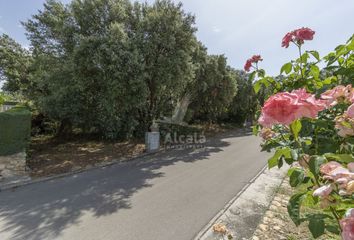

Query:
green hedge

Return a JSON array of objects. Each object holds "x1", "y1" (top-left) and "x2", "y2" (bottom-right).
[{"x1": 0, "y1": 106, "x2": 31, "y2": 156}]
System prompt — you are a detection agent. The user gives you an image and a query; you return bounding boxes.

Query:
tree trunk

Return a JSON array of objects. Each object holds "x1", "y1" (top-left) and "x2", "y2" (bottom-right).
[
  {"x1": 56, "y1": 118, "x2": 72, "y2": 139},
  {"x1": 171, "y1": 94, "x2": 191, "y2": 124}
]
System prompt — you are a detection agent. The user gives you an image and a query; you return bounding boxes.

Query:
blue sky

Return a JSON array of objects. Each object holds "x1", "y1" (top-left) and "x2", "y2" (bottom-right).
[{"x1": 1, "y1": 0, "x2": 354, "y2": 75}]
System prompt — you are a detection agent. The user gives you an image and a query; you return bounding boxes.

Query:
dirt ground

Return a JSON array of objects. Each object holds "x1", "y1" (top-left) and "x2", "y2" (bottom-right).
[
  {"x1": 27, "y1": 136, "x2": 145, "y2": 178},
  {"x1": 27, "y1": 124, "x2": 241, "y2": 178}
]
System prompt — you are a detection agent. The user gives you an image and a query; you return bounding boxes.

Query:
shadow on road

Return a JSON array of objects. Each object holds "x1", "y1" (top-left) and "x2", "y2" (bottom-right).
[{"x1": 0, "y1": 129, "x2": 251, "y2": 240}]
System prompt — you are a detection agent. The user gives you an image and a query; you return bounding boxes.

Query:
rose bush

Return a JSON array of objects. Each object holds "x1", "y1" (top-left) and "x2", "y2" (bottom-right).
[{"x1": 250, "y1": 28, "x2": 354, "y2": 238}]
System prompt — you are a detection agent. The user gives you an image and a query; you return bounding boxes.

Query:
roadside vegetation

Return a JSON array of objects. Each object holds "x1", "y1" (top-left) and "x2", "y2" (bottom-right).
[
  {"x1": 0, "y1": 0, "x2": 262, "y2": 176},
  {"x1": 0, "y1": 0, "x2": 259, "y2": 141}
]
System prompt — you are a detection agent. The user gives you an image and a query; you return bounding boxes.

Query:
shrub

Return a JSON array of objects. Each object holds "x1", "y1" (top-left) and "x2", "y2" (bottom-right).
[{"x1": 0, "y1": 106, "x2": 31, "y2": 155}]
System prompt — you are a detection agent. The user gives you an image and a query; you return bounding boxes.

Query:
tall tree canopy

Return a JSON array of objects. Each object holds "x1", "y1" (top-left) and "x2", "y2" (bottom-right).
[
  {"x1": 0, "y1": 34, "x2": 32, "y2": 93},
  {"x1": 0, "y1": 0, "x2": 254, "y2": 139},
  {"x1": 226, "y1": 70, "x2": 258, "y2": 124},
  {"x1": 20, "y1": 0, "x2": 198, "y2": 138},
  {"x1": 190, "y1": 54, "x2": 238, "y2": 122}
]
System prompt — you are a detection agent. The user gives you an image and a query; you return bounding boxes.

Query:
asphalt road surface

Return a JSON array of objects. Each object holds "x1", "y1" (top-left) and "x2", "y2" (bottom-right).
[{"x1": 0, "y1": 130, "x2": 270, "y2": 240}]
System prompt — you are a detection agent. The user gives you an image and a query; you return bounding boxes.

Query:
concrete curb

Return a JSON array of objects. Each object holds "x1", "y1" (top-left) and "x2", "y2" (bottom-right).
[
  {"x1": 0, "y1": 149, "x2": 163, "y2": 192},
  {"x1": 194, "y1": 165, "x2": 289, "y2": 240}
]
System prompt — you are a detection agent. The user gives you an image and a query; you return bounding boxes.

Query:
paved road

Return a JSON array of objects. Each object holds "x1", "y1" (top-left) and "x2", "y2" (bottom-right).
[{"x1": 0, "y1": 130, "x2": 270, "y2": 240}]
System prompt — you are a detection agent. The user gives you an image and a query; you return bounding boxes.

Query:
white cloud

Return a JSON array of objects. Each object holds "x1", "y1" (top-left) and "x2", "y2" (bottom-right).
[{"x1": 212, "y1": 26, "x2": 221, "y2": 33}]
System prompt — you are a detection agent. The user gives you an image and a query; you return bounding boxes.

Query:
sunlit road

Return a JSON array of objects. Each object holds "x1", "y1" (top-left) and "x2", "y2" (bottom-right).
[{"x1": 0, "y1": 130, "x2": 270, "y2": 240}]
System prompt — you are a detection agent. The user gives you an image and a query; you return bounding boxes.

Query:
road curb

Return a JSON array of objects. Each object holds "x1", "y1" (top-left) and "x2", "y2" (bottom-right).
[
  {"x1": 194, "y1": 165, "x2": 289, "y2": 240},
  {"x1": 0, "y1": 149, "x2": 163, "y2": 192}
]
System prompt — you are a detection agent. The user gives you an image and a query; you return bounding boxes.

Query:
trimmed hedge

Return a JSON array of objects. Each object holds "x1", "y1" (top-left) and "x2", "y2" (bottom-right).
[{"x1": 0, "y1": 106, "x2": 31, "y2": 156}]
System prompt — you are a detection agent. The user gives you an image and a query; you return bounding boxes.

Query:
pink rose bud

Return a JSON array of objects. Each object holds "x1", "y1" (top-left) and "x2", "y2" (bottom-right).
[
  {"x1": 336, "y1": 177, "x2": 349, "y2": 189},
  {"x1": 313, "y1": 184, "x2": 333, "y2": 197}
]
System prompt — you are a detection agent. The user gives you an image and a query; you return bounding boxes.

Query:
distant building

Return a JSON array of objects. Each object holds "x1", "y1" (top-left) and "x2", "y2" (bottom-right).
[{"x1": 0, "y1": 101, "x2": 18, "y2": 112}]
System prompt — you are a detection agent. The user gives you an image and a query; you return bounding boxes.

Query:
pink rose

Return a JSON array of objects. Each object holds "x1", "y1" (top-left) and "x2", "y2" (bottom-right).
[
  {"x1": 251, "y1": 55, "x2": 263, "y2": 62},
  {"x1": 336, "y1": 177, "x2": 349, "y2": 189},
  {"x1": 258, "y1": 92, "x2": 300, "y2": 126},
  {"x1": 320, "y1": 161, "x2": 354, "y2": 195},
  {"x1": 336, "y1": 116, "x2": 354, "y2": 137},
  {"x1": 313, "y1": 184, "x2": 333, "y2": 197},
  {"x1": 281, "y1": 27, "x2": 315, "y2": 48},
  {"x1": 321, "y1": 164, "x2": 352, "y2": 181},
  {"x1": 244, "y1": 55, "x2": 263, "y2": 72},
  {"x1": 339, "y1": 181, "x2": 354, "y2": 196},
  {"x1": 340, "y1": 216, "x2": 354, "y2": 240},
  {"x1": 294, "y1": 27, "x2": 315, "y2": 41},
  {"x1": 348, "y1": 104, "x2": 354, "y2": 118},
  {"x1": 321, "y1": 85, "x2": 353, "y2": 107},
  {"x1": 320, "y1": 161, "x2": 342, "y2": 175},
  {"x1": 281, "y1": 32, "x2": 293, "y2": 48},
  {"x1": 335, "y1": 105, "x2": 354, "y2": 138},
  {"x1": 329, "y1": 166, "x2": 351, "y2": 177},
  {"x1": 258, "y1": 89, "x2": 325, "y2": 127},
  {"x1": 244, "y1": 59, "x2": 252, "y2": 72},
  {"x1": 292, "y1": 89, "x2": 327, "y2": 118}
]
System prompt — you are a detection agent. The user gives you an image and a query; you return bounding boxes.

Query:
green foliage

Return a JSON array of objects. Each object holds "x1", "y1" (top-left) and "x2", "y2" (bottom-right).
[
  {"x1": 0, "y1": 106, "x2": 31, "y2": 155},
  {"x1": 308, "y1": 156, "x2": 325, "y2": 178},
  {"x1": 308, "y1": 215, "x2": 325, "y2": 238},
  {"x1": 0, "y1": 34, "x2": 32, "y2": 93},
  {"x1": 280, "y1": 62, "x2": 292, "y2": 74},
  {"x1": 287, "y1": 192, "x2": 306, "y2": 226},
  {"x1": 289, "y1": 168, "x2": 305, "y2": 187},
  {"x1": 227, "y1": 70, "x2": 258, "y2": 124},
  {"x1": 189, "y1": 55, "x2": 238, "y2": 122},
  {"x1": 1, "y1": 0, "x2": 251, "y2": 138},
  {"x1": 131, "y1": 0, "x2": 198, "y2": 130},
  {"x1": 267, "y1": 147, "x2": 291, "y2": 169},
  {"x1": 19, "y1": 0, "x2": 199, "y2": 139},
  {"x1": 290, "y1": 120, "x2": 302, "y2": 140}
]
